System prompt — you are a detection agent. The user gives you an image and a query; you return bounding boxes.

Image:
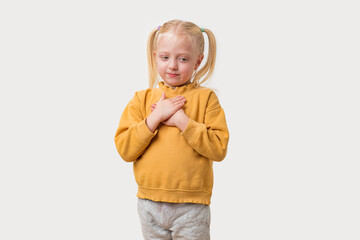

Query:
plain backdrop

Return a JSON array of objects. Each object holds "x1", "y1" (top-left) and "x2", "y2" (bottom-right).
[{"x1": 1, "y1": 0, "x2": 359, "y2": 239}]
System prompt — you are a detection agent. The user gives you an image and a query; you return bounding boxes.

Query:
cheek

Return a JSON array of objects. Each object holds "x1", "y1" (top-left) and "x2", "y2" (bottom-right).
[
  {"x1": 156, "y1": 62, "x2": 166, "y2": 72},
  {"x1": 182, "y1": 65, "x2": 195, "y2": 75}
]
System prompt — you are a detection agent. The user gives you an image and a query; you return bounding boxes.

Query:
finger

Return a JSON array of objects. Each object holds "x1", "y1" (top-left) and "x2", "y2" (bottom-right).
[
  {"x1": 173, "y1": 95, "x2": 185, "y2": 100},
  {"x1": 172, "y1": 98, "x2": 186, "y2": 104},
  {"x1": 171, "y1": 95, "x2": 185, "y2": 101},
  {"x1": 167, "y1": 95, "x2": 183, "y2": 102},
  {"x1": 175, "y1": 101, "x2": 185, "y2": 109}
]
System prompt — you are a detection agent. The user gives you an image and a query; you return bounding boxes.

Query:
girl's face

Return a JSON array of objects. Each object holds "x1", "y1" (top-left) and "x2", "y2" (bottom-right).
[{"x1": 155, "y1": 32, "x2": 204, "y2": 88}]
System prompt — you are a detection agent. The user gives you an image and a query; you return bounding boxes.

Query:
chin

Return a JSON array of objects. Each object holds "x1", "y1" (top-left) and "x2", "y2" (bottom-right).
[
  {"x1": 165, "y1": 80, "x2": 179, "y2": 86},
  {"x1": 168, "y1": 79, "x2": 189, "y2": 86}
]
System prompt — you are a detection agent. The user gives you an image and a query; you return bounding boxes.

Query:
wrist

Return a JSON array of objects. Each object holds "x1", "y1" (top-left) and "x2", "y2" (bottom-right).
[
  {"x1": 146, "y1": 112, "x2": 161, "y2": 132},
  {"x1": 176, "y1": 112, "x2": 190, "y2": 132}
]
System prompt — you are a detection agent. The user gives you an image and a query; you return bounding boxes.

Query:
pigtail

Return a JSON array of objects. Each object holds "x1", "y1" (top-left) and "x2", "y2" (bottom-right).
[
  {"x1": 147, "y1": 28, "x2": 159, "y2": 88},
  {"x1": 192, "y1": 28, "x2": 216, "y2": 87}
]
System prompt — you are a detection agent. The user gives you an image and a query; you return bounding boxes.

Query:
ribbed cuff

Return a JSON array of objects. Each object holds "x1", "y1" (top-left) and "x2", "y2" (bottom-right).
[
  {"x1": 180, "y1": 118, "x2": 202, "y2": 143},
  {"x1": 137, "y1": 119, "x2": 158, "y2": 144}
]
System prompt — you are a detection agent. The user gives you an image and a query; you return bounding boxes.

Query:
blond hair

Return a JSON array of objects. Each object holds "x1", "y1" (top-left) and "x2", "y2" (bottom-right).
[{"x1": 147, "y1": 19, "x2": 217, "y2": 88}]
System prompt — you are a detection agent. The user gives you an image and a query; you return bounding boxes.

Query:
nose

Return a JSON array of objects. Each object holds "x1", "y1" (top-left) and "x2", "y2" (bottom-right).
[{"x1": 168, "y1": 58, "x2": 178, "y2": 70}]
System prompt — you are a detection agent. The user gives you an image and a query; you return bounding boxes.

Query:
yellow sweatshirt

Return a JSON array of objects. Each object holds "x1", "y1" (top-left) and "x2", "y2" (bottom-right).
[{"x1": 114, "y1": 81, "x2": 229, "y2": 205}]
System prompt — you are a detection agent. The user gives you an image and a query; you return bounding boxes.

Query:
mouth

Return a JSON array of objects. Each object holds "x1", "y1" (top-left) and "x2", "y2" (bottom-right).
[{"x1": 167, "y1": 73, "x2": 179, "y2": 78}]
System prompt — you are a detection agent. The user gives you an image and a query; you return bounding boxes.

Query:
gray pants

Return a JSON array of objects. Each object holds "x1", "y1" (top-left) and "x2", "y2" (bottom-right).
[{"x1": 137, "y1": 198, "x2": 211, "y2": 240}]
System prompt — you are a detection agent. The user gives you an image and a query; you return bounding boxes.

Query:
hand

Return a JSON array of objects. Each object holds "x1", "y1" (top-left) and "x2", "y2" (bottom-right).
[
  {"x1": 146, "y1": 93, "x2": 185, "y2": 132},
  {"x1": 151, "y1": 92, "x2": 186, "y2": 122},
  {"x1": 161, "y1": 108, "x2": 183, "y2": 126},
  {"x1": 151, "y1": 101, "x2": 189, "y2": 132}
]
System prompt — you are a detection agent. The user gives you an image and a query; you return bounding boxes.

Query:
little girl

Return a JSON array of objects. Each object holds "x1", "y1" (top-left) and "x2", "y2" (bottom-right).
[{"x1": 114, "y1": 19, "x2": 229, "y2": 240}]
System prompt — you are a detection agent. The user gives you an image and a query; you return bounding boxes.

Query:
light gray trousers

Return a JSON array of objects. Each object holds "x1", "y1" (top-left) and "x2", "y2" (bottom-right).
[{"x1": 137, "y1": 198, "x2": 211, "y2": 240}]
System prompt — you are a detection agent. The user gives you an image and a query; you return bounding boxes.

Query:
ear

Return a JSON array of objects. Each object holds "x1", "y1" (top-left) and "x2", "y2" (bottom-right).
[
  {"x1": 153, "y1": 51, "x2": 158, "y2": 64},
  {"x1": 194, "y1": 54, "x2": 204, "y2": 70}
]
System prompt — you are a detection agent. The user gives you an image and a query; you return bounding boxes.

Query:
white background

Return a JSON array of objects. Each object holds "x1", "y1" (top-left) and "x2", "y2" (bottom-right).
[{"x1": 1, "y1": 0, "x2": 359, "y2": 239}]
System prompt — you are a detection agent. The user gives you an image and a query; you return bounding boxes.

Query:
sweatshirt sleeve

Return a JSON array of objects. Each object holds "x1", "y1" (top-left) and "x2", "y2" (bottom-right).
[
  {"x1": 114, "y1": 92, "x2": 158, "y2": 162},
  {"x1": 181, "y1": 91, "x2": 229, "y2": 162}
]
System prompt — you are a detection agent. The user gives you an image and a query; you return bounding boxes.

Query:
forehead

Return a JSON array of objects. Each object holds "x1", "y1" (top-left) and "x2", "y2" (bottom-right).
[{"x1": 156, "y1": 33, "x2": 195, "y2": 53}]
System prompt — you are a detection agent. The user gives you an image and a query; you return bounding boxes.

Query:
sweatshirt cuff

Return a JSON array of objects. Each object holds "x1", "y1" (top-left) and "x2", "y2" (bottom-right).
[
  {"x1": 180, "y1": 118, "x2": 202, "y2": 143},
  {"x1": 137, "y1": 119, "x2": 158, "y2": 143}
]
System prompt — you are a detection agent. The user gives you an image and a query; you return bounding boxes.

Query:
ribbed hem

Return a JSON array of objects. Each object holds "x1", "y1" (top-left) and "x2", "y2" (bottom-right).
[{"x1": 137, "y1": 186, "x2": 211, "y2": 205}]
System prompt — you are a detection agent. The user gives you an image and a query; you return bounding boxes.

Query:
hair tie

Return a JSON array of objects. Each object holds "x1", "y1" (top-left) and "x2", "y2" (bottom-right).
[
  {"x1": 157, "y1": 25, "x2": 161, "y2": 31},
  {"x1": 200, "y1": 28, "x2": 205, "y2": 32}
]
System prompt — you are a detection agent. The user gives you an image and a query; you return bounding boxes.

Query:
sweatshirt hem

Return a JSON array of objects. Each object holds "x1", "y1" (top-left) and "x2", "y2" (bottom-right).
[{"x1": 137, "y1": 186, "x2": 211, "y2": 205}]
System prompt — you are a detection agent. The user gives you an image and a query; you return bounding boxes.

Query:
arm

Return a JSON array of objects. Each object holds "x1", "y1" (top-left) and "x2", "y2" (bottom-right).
[
  {"x1": 180, "y1": 92, "x2": 229, "y2": 162},
  {"x1": 114, "y1": 92, "x2": 186, "y2": 162},
  {"x1": 114, "y1": 93, "x2": 158, "y2": 162}
]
